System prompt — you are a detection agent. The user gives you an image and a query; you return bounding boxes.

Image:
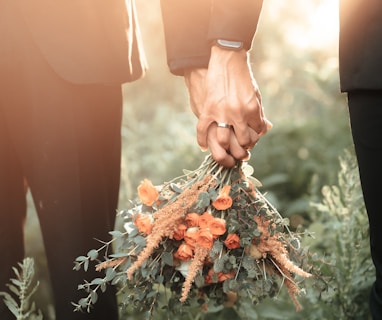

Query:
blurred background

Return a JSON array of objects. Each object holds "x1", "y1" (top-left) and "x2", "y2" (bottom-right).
[{"x1": 23, "y1": 0, "x2": 371, "y2": 319}]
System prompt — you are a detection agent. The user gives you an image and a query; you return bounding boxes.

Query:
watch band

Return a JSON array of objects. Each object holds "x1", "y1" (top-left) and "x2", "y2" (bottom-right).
[{"x1": 214, "y1": 39, "x2": 244, "y2": 51}]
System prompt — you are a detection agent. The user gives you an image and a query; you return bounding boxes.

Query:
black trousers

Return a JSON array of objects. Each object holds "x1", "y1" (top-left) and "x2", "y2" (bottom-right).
[
  {"x1": 0, "y1": 2, "x2": 120, "y2": 319},
  {"x1": 348, "y1": 90, "x2": 382, "y2": 320}
]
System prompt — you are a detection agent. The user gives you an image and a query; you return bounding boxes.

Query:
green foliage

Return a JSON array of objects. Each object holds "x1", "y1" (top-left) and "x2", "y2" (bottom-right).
[
  {"x1": 305, "y1": 150, "x2": 374, "y2": 320},
  {"x1": 247, "y1": 150, "x2": 374, "y2": 320},
  {"x1": 250, "y1": 116, "x2": 352, "y2": 220},
  {"x1": 0, "y1": 258, "x2": 43, "y2": 320}
]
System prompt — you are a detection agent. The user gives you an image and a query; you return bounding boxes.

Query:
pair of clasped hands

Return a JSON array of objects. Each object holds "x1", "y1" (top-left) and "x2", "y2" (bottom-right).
[{"x1": 184, "y1": 45, "x2": 272, "y2": 168}]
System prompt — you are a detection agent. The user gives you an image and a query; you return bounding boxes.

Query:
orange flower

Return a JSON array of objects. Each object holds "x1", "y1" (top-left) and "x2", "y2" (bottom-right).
[
  {"x1": 173, "y1": 223, "x2": 187, "y2": 241},
  {"x1": 224, "y1": 233, "x2": 241, "y2": 249},
  {"x1": 199, "y1": 212, "x2": 214, "y2": 228},
  {"x1": 174, "y1": 243, "x2": 194, "y2": 261},
  {"x1": 185, "y1": 213, "x2": 200, "y2": 227},
  {"x1": 212, "y1": 185, "x2": 233, "y2": 210},
  {"x1": 205, "y1": 269, "x2": 234, "y2": 284},
  {"x1": 134, "y1": 214, "x2": 153, "y2": 235},
  {"x1": 137, "y1": 179, "x2": 159, "y2": 206},
  {"x1": 205, "y1": 269, "x2": 216, "y2": 284},
  {"x1": 208, "y1": 217, "x2": 226, "y2": 236},
  {"x1": 184, "y1": 227, "x2": 199, "y2": 248},
  {"x1": 217, "y1": 271, "x2": 235, "y2": 282},
  {"x1": 196, "y1": 228, "x2": 214, "y2": 249}
]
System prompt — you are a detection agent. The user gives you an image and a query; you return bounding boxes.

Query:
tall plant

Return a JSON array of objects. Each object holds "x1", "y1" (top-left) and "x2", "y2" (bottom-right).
[
  {"x1": 307, "y1": 150, "x2": 374, "y2": 320},
  {"x1": 0, "y1": 258, "x2": 43, "y2": 320},
  {"x1": 253, "y1": 150, "x2": 374, "y2": 320}
]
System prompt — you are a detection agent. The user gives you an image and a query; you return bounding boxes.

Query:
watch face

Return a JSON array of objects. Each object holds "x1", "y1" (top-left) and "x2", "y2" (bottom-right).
[{"x1": 216, "y1": 39, "x2": 243, "y2": 50}]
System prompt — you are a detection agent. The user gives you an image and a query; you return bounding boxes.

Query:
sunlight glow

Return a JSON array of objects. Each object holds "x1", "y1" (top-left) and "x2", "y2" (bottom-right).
[{"x1": 286, "y1": 0, "x2": 339, "y2": 49}]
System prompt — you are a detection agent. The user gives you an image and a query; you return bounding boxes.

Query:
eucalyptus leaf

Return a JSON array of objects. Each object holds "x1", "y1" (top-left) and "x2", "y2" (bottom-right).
[
  {"x1": 194, "y1": 274, "x2": 205, "y2": 288},
  {"x1": 109, "y1": 230, "x2": 124, "y2": 238},
  {"x1": 170, "y1": 183, "x2": 184, "y2": 194},
  {"x1": 75, "y1": 255, "x2": 88, "y2": 262},
  {"x1": 100, "y1": 282, "x2": 107, "y2": 293},
  {"x1": 161, "y1": 252, "x2": 174, "y2": 266},
  {"x1": 84, "y1": 260, "x2": 89, "y2": 272},
  {"x1": 91, "y1": 290, "x2": 98, "y2": 304},
  {"x1": 156, "y1": 275, "x2": 164, "y2": 284},
  {"x1": 134, "y1": 235, "x2": 147, "y2": 247},
  {"x1": 194, "y1": 191, "x2": 211, "y2": 210},
  {"x1": 105, "y1": 268, "x2": 117, "y2": 282},
  {"x1": 87, "y1": 249, "x2": 99, "y2": 261},
  {"x1": 90, "y1": 278, "x2": 105, "y2": 285}
]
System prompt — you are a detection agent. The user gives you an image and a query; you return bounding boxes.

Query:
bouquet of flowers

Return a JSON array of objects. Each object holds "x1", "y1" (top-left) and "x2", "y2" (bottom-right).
[{"x1": 74, "y1": 155, "x2": 313, "y2": 318}]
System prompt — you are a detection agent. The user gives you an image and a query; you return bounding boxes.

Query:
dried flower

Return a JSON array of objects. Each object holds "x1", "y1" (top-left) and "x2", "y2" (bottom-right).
[{"x1": 180, "y1": 245, "x2": 209, "y2": 303}]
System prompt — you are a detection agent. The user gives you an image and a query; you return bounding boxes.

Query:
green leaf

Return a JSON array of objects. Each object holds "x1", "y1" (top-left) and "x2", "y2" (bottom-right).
[
  {"x1": 160, "y1": 252, "x2": 173, "y2": 267},
  {"x1": 156, "y1": 275, "x2": 164, "y2": 284},
  {"x1": 214, "y1": 256, "x2": 227, "y2": 273},
  {"x1": 73, "y1": 262, "x2": 81, "y2": 271},
  {"x1": 194, "y1": 191, "x2": 211, "y2": 210},
  {"x1": 84, "y1": 260, "x2": 89, "y2": 272},
  {"x1": 78, "y1": 298, "x2": 88, "y2": 309},
  {"x1": 75, "y1": 255, "x2": 88, "y2": 262},
  {"x1": 170, "y1": 183, "x2": 184, "y2": 194},
  {"x1": 87, "y1": 249, "x2": 99, "y2": 261},
  {"x1": 90, "y1": 278, "x2": 105, "y2": 285},
  {"x1": 3, "y1": 298, "x2": 19, "y2": 318},
  {"x1": 105, "y1": 268, "x2": 116, "y2": 282},
  {"x1": 194, "y1": 274, "x2": 205, "y2": 288},
  {"x1": 101, "y1": 282, "x2": 107, "y2": 293},
  {"x1": 8, "y1": 284, "x2": 19, "y2": 296},
  {"x1": 109, "y1": 230, "x2": 124, "y2": 238},
  {"x1": 134, "y1": 235, "x2": 146, "y2": 247},
  {"x1": 90, "y1": 290, "x2": 98, "y2": 304},
  {"x1": 127, "y1": 228, "x2": 139, "y2": 238}
]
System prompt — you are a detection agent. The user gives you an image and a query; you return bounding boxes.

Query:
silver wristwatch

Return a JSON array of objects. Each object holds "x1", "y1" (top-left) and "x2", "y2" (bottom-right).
[{"x1": 214, "y1": 39, "x2": 244, "y2": 51}]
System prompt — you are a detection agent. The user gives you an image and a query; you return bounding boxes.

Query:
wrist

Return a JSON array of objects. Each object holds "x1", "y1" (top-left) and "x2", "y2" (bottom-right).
[
  {"x1": 183, "y1": 67, "x2": 207, "y2": 84},
  {"x1": 210, "y1": 45, "x2": 248, "y2": 64}
]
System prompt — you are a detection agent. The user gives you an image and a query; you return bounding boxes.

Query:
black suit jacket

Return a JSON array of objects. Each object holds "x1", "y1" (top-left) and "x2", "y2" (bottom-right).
[
  {"x1": 17, "y1": 0, "x2": 147, "y2": 85},
  {"x1": 19, "y1": 0, "x2": 263, "y2": 82},
  {"x1": 339, "y1": 0, "x2": 382, "y2": 92},
  {"x1": 160, "y1": 0, "x2": 263, "y2": 76}
]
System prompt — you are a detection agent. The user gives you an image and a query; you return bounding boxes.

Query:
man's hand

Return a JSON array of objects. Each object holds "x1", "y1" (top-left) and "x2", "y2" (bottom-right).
[{"x1": 184, "y1": 46, "x2": 271, "y2": 167}]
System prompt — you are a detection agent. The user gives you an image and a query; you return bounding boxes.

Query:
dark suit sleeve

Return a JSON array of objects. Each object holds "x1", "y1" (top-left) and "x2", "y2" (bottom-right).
[{"x1": 160, "y1": 0, "x2": 263, "y2": 75}]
